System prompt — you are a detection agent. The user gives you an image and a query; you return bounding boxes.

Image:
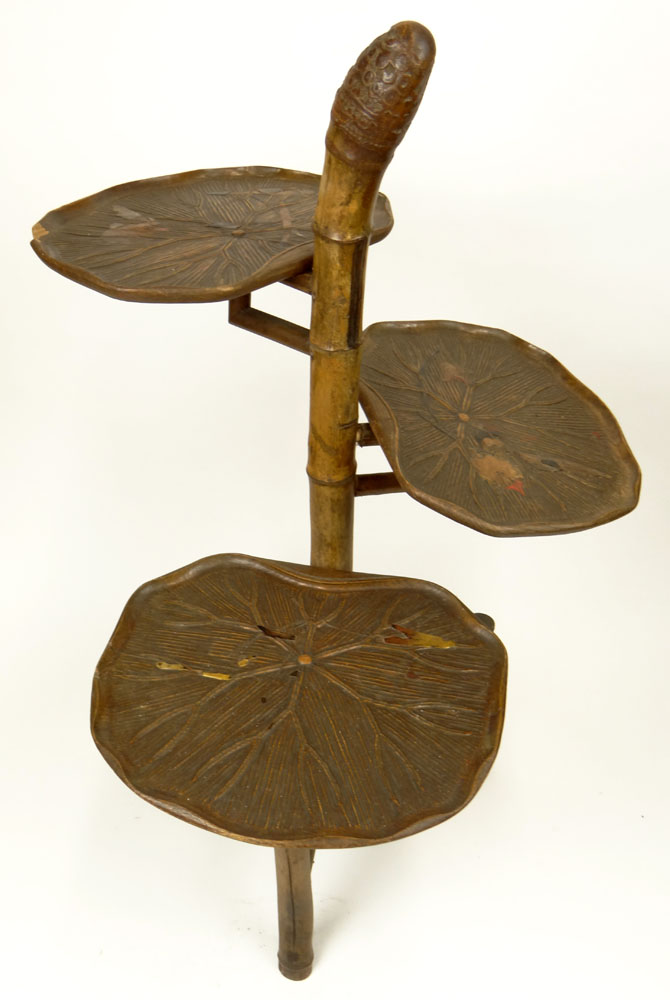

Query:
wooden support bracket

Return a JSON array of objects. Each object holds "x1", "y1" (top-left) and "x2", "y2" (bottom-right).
[
  {"x1": 281, "y1": 271, "x2": 313, "y2": 294},
  {"x1": 355, "y1": 472, "x2": 402, "y2": 496},
  {"x1": 228, "y1": 294, "x2": 310, "y2": 355},
  {"x1": 356, "y1": 422, "x2": 378, "y2": 447}
]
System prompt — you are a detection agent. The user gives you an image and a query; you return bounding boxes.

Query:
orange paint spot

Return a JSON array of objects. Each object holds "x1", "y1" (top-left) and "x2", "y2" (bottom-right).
[
  {"x1": 472, "y1": 452, "x2": 522, "y2": 487},
  {"x1": 506, "y1": 479, "x2": 525, "y2": 495},
  {"x1": 298, "y1": 654, "x2": 312, "y2": 666}
]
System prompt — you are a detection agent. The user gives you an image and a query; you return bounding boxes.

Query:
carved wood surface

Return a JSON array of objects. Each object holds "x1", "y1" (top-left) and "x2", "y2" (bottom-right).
[
  {"x1": 31, "y1": 166, "x2": 393, "y2": 303},
  {"x1": 359, "y1": 321, "x2": 640, "y2": 536},
  {"x1": 91, "y1": 554, "x2": 506, "y2": 848},
  {"x1": 328, "y1": 20, "x2": 435, "y2": 167}
]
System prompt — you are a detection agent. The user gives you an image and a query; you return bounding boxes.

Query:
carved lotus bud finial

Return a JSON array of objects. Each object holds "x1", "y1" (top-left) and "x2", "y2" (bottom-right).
[{"x1": 327, "y1": 21, "x2": 436, "y2": 167}]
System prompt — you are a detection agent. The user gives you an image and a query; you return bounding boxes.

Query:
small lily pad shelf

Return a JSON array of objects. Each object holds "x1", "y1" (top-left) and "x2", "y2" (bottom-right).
[
  {"x1": 359, "y1": 321, "x2": 639, "y2": 536},
  {"x1": 31, "y1": 166, "x2": 393, "y2": 303},
  {"x1": 32, "y1": 19, "x2": 639, "y2": 985}
]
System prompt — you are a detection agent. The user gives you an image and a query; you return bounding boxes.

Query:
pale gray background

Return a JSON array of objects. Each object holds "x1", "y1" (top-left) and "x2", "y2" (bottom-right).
[{"x1": 3, "y1": 1, "x2": 668, "y2": 997}]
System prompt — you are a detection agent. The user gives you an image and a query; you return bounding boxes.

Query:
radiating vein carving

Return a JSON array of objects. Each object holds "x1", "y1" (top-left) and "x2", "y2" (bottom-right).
[
  {"x1": 32, "y1": 166, "x2": 393, "y2": 302},
  {"x1": 92, "y1": 554, "x2": 506, "y2": 845},
  {"x1": 360, "y1": 321, "x2": 640, "y2": 536}
]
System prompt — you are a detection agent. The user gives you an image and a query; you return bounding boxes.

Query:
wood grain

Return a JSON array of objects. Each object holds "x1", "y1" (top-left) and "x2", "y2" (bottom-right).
[
  {"x1": 307, "y1": 22, "x2": 434, "y2": 570},
  {"x1": 91, "y1": 554, "x2": 506, "y2": 848},
  {"x1": 359, "y1": 320, "x2": 641, "y2": 536},
  {"x1": 31, "y1": 166, "x2": 393, "y2": 303},
  {"x1": 328, "y1": 21, "x2": 435, "y2": 167}
]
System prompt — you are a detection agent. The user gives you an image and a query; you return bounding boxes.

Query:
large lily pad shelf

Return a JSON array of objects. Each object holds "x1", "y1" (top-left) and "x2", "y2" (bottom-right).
[
  {"x1": 91, "y1": 553, "x2": 506, "y2": 848},
  {"x1": 31, "y1": 166, "x2": 393, "y2": 303},
  {"x1": 359, "y1": 320, "x2": 641, "y2": 537}
]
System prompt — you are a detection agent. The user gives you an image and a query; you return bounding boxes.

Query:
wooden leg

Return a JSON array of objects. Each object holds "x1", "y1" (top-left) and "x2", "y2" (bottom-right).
[{"x1": 274, "y1": 847, "x2": 314, "y2": 980}]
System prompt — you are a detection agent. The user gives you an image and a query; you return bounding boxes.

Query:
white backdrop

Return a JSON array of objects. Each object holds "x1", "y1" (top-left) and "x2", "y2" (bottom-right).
[{"x1": 3, "y1": 1, "x2": 668, "y2": 997}]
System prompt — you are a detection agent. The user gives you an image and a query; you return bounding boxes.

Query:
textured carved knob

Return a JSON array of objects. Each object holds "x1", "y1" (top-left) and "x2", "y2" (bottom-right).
[{"x1": 327, "y1": 21, "x2": 436, "y2": 168}]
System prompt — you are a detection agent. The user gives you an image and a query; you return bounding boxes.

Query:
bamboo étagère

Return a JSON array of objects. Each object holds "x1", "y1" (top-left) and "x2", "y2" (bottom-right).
[{"x1": 31, "y1": 17, "x2": 639, "y2": 986}]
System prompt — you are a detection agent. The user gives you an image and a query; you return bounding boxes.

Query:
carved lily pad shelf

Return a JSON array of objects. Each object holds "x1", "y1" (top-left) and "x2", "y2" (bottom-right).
[
  {"x1": 92, "y1": 554, "x2": 506, "y2": 848},
  {"x1": 359, "y1": 321, "x2": 640, "y2": 536},
  {"x1": 31, "y1": 166, "x2": 393, "y2": 303},
  {"x1": 31, "y1": 19, "x2": 640, "y2": 984}
]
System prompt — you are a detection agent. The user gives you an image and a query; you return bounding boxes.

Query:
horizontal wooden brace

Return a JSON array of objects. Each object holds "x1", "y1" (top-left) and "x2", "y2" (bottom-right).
[
  {"x1": 356, "y1": 423, "x2": 378, "y2": 447},
  {"x1": 354, "y1": 472, "x2": 402, "y2": 497},
  {"x1": 228, "y1": 295, "x2": 310, "y2": 355}
]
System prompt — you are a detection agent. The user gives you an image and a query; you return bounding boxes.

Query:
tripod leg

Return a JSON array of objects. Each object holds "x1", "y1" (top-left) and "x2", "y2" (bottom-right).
[{"x1": 274, "y1": 847, "x2": 314, "y2": 980}]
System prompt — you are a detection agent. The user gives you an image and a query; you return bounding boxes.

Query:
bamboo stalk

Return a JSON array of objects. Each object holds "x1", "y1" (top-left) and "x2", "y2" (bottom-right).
[
  {"x1": 274, "y1": 847, "x2": 314, "y2": 981},
  {"x1": 275, "y1": 22, "x2": 435, "y2": 979},
  {"x1": 308, "y1": 22, "x2": 435, "y2": 572}
]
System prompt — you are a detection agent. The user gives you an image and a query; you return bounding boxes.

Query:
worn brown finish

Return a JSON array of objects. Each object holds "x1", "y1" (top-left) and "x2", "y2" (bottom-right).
[
  {"x1": 91, "y1": 553, "x2": 507, "y2": 847},
  {"x1": 270, "y1": 27, "x2": 434, "y2": 968},
  {"x1": 275, "y1": 848, "x2": 314, "y2": 980},
  {"x1": 28, "y1": 10, "x2": 642, "y2": 984},
  {"x1": 355, "y1": 472, "x2": 402, "y2": 497},
  {"x1": 31, "y1": 166, "x2": 393, "y2": 303},
  {"x1": 308, "y1": 22, "x2": 435, "y2": 571},
  {"x1": 356, "y1": 422, "x2": 379, "y2": 447},
  {"x1": 359, "y1": 320, "x2": 641, "y2": 535},
  {"x1": 222, "y1": 302, "x2": 640, "y2": 535},
  {"x1": 282, "y1": 270, "x2": 313, "y2": 294},
  {"x1": 228, "y1": 294, "x2": 310, "y2": 354},
  {"x1": 327, "y1": 20, "x2": 436, "y2": 169}
]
